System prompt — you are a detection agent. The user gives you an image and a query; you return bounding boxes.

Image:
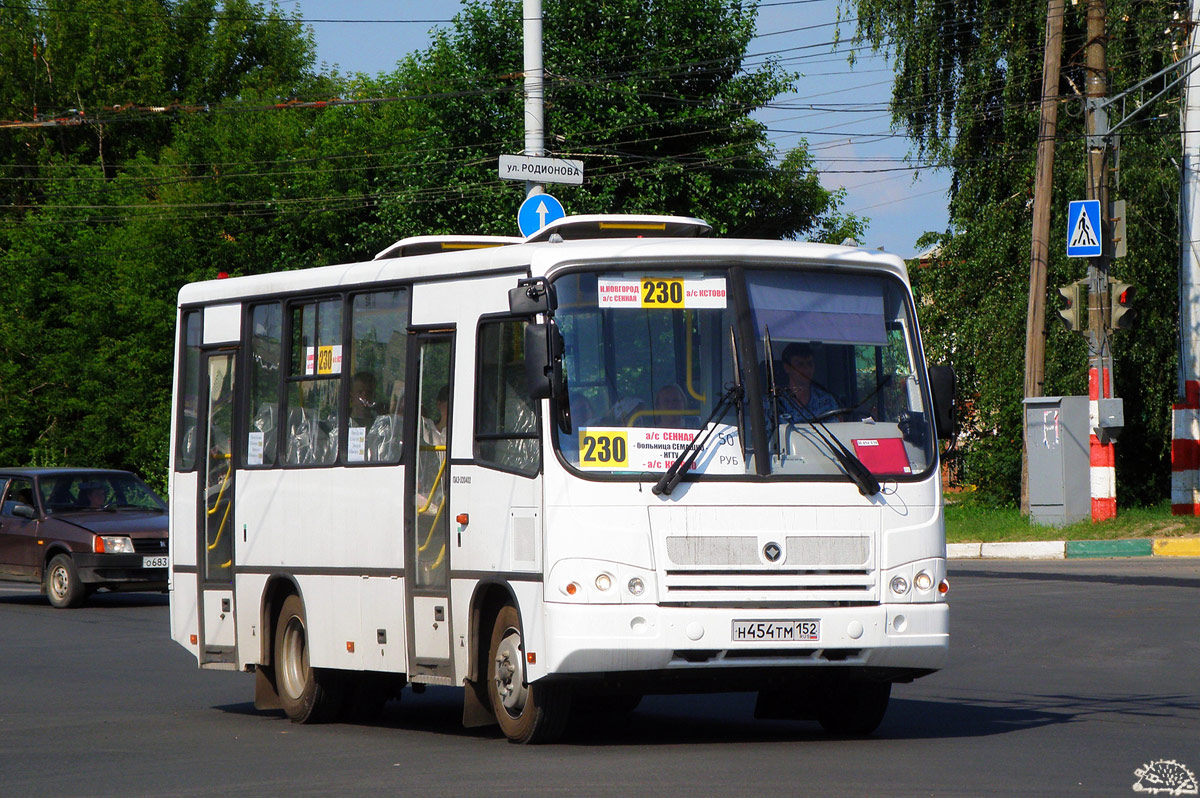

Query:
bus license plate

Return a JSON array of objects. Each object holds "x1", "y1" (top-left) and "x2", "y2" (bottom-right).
[
  {"x1": 142, "y1": 556, "x2": 169, "y2": 569},
  {"x1": 731, "y1": 620, "x2": 820, "y2": 642}
]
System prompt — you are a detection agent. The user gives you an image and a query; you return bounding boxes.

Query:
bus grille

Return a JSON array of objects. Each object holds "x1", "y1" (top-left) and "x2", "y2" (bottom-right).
[{"x1": 661, "y1": 534, "x2": 876, "y2": 603}]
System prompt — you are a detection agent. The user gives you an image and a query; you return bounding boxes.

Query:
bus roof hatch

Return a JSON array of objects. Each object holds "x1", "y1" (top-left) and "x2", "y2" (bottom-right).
[
  {"x1": 373, "y1": 235, "x2": 523, "y2": 260},
  {"x1": 523, "y1": 214, "x2": 712, "y2": 243}
]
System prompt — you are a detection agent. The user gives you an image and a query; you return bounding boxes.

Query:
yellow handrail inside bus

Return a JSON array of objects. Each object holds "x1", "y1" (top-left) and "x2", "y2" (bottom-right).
[
  {"x1": 206, "y1": 457, "x2": 232, "y2": 554},
  {"x1": 207, "y1": 500, "x2": 232, "y2": 554},
  {"x1": 430, "y1": 543, "x2": 446, "y2": 570},
  {"x1": 627, "y1": 407, "x2": 701, "y2": 426},
  {"x1": 417, "y1": 444, "x2": 446, "y2": 514},
  {"x1": 205, "y1": 456, "x2": 231, "y2": 516}
]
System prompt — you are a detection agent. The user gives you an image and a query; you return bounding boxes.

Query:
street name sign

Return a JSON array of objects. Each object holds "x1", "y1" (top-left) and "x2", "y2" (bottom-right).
[
  {"x1": 499, "y1": 154, "x2": 584, "y2": 185},
  {"x1": 518, "y1": 193, "x2": 566, "y2": 237},
  {"x1": 1067, "y1": 199, "x2": 1102, "y2": 258}
]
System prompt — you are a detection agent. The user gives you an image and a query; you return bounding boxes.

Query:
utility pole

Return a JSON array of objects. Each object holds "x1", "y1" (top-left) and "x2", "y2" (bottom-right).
[
  {"x1": 1084, "y1": 0, "x2": 1117, "y2": 521},
  {"x1": 523, "y1": 0, "x2": 545, "y2": 200},
  {"x1": 1021, "y1": 0, "x2": 1065, "y2": 516}
]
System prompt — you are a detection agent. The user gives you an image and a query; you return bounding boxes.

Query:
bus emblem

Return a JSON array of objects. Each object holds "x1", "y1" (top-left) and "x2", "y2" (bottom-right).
[{"x1": 763, "y1": 542, "x2": 782, "y2": 563}]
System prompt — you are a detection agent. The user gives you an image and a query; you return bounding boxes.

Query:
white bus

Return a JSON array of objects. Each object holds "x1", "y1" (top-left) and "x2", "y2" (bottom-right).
[{"x1": 169, "y1": 214, "x2": 955, "y2": 743}]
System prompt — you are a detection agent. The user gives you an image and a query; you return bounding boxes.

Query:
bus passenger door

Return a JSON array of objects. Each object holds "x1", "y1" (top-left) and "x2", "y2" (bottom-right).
[
  {"x1": 406, "y1": 332, "x2": 454, "y2": 680},
  {"x1": 197, "y1": 350, "x2": 238, "y2": 667}
]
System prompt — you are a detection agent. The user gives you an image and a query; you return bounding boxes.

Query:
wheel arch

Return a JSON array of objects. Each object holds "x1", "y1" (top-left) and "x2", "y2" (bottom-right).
[
  {"x1": 40, "y1": 543, "x2": 74, "y2": 581},
  {"x1": 259, "y1": 574, "x2": 304, "y2": 666},
  {"x1": 466, "y1": 579, "x2": 521, "y2": 683}
]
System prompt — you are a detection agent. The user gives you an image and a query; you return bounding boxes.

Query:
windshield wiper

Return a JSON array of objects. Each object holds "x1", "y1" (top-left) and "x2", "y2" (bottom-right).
[
  {"x1": 653, "y1": 381, "x2": 744, "y2": 497},
  {"x1": 786, "y1": 395, "x2": 880, "y2": 496}
]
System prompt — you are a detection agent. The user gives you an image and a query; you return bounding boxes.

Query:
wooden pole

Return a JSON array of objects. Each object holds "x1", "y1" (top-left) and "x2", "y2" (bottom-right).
[{"x1": 1021, "y1": 0, "x2": 1066, "y2": 516}]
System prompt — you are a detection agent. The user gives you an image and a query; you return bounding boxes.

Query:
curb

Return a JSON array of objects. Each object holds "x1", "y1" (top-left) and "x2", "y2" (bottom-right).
[{"x1": 948, "y1": 537, "x2": 1200, "y2": 560}]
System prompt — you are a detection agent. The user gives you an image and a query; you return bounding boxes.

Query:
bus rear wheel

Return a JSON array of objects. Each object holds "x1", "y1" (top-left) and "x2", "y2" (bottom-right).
[
  {"x1": 816, "y1": 678, "x2": 891, "y2": 736},
  {"x1": 487, "y1": 605, "x2": 571, "y2": 744},
  {"x1": 274, "y1": 594, "x2": 343, "y2": 723}
]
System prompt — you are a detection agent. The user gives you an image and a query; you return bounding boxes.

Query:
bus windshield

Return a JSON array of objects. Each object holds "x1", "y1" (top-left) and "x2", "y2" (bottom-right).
[{"x1": 553, "y1": 266, "x2": 936, "y2": 481}]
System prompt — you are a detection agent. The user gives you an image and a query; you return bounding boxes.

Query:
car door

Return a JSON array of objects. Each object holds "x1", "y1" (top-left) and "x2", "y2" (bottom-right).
[{"x1": 0, "y1": 477, "x2": 40, "y2": 580}]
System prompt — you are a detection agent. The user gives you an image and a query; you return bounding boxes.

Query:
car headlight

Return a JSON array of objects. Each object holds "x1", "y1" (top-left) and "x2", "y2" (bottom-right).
[{"x1": 95, "y1": 536, "x2": 134, "y2": 554}]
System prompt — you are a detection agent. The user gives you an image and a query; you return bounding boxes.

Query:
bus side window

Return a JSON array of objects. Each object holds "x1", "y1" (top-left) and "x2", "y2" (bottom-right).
[
  {"x1": 247, "y1": 302, "x2": 282, "y2": 467},
  {"x1": 284, "y1": 299, "x2": 342, "y2": 466},
  {"x1": 175, "y1": 311, "x2": 202, "y2": 471},
  {"x1": 348, "y1": 288, "x2": 409, "y2": 464},
  {"x1": 475, "y1": 319, "x2": 540, "y2": 476}
]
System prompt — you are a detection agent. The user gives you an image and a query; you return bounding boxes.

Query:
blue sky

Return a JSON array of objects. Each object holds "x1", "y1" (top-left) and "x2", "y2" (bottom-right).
[{"x1": 282, "y1": 0, "x2": 950, "y2": 256}]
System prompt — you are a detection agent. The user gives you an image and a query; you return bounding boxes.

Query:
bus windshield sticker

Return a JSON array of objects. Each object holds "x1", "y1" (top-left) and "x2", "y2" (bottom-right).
[
  {"x1": 597, "y1": 276, "x2": 727, "y2": 309},
  {"x1": 577, "y1": 425, "x2": 742, "y2": 473}
]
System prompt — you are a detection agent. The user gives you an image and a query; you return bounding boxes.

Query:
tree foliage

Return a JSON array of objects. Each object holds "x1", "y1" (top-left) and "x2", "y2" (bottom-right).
[
  {"x1": 0, "y1": 0, "x2": 858, "y2": 487},
  {"x1": 850, "y1": 0, "x2": 1183, "y2": 505}
]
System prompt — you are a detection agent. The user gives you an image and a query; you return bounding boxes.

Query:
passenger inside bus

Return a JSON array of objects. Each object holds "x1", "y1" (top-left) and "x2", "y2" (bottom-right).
[{"x1": 349, "y1": 371, "x2": 379, "y2": 428}]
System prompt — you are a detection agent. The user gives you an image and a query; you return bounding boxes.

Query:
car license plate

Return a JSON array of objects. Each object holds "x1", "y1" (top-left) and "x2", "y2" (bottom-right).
[
  {"x1": 731, "y1": 620, "x2": 820, "y2": 642},
  {"x1": 142, "y1": 556, "x2": 169, "y2": 569}
]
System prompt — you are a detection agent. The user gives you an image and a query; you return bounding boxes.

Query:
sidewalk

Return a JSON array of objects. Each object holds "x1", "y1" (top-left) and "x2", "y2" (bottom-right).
[{"x1": 948, "y1": 537, "x2": 1200, "y2": 560}]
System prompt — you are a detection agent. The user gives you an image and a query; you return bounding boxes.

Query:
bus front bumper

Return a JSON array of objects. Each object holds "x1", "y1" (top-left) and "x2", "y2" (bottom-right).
[{"x1": 540, "y1": 602, "x2": 947, "y2": 679}]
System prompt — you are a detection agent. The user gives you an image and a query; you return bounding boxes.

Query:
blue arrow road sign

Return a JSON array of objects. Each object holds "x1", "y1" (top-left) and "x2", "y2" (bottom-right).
[
  {"x1": 1067, "y1": 199, "x2": 1102, "y2": 258},
  {"x1": 518, "y1": 193, "x2": 565, "y2": 237}
]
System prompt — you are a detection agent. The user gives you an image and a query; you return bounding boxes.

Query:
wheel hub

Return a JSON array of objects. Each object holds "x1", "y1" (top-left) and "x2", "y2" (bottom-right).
[
  {"x1": 493, "y1": 628, "x2": 527, "y2": 715},
  {"x1": 50, "y1": 566, "x2": 68, "y2": 599},
  {"x1": 278, "y1": 617, "x2": 309, "y2": 700}
]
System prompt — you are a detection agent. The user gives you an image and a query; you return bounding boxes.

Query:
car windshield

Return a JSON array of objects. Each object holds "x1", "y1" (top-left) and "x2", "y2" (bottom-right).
[
  {"x1": 552, "y1": 265, "x2": 936, "y2": 481},
  {"x1": 39, "y1": 472, "x2": 166, "y2": 514}
]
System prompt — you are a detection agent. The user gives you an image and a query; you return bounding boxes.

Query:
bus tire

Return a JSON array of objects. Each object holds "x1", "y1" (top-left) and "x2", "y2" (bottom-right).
[
  {"x1": 274, "y1": 594, "x2": 343, "y2": 723},
  {"x1": 45, "y1": 554, "x2": 86, "y2": 609},
  {"x1": 816, "y1": 678, "x2": 891, "y2": 736},
  {"x1": 487, "y1": 605, "x2": 571, "y2": 744}
]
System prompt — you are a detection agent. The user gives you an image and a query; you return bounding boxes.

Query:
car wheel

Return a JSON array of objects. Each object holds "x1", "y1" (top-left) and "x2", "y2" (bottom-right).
[
  {"x1": 488, "y1": 604, "x2": 571, "y2": 744},
  {"x1": 273, "y1": 594, "x2": 344, "y2": 723},
  {"x1": 45, "y1": 554, "x2": 86, "y2": 609}
]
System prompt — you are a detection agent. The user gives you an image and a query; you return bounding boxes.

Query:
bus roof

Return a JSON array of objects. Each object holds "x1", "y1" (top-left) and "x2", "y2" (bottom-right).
[{"x1": 177, "y1": 218, "x2": 908, "y2": 306}]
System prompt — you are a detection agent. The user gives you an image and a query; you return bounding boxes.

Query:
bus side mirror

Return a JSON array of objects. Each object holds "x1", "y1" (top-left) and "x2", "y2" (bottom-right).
[
  {"x1": 928, "y1": 365, "x2": 956, "y2": 440},
  {"x1": 12, "y1": 503, "x2": 36, "y2": 519},
  {"x1": 525, "y1": 322, "x2": 564, "y2": 400},
  {"x1": 509, "y1": 278, "x2": 557, "y2": 316}
]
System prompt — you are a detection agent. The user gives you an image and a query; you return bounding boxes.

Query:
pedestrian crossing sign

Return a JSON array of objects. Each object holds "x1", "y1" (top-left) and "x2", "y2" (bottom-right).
[{"x1": 1067, "y1": 200, "x2": 1102, "y2": 258}]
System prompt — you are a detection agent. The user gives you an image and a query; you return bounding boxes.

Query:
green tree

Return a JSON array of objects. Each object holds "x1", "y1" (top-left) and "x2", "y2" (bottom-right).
[
  {"x1": 850, "y1": 0, "x2": 1182, "y2": 505},
  {"x1": 374, "y1": 0, "x2": 862, "y2": 243},
  {"x1": 0, "y1": 0, "x2": 863, "y2": 488},
  {"x1": 0, "y1": 0, "x2": 321, "y2": 485}
]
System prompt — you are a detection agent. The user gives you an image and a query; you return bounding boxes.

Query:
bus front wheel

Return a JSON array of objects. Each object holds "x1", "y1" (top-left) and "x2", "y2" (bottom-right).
[
  {"x1": 487, "y1": 605, "x2": 571, "y2": 744},
  {"x1": 274, "y1": 594, "x2": 343, "y2": 723},
  {"x1": 816, "y1": 678, "x2": 891, "y2": 736}
]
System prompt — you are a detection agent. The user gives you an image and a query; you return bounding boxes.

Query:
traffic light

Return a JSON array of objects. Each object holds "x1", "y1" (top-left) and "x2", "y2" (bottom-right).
[
  {"x1": 1056, "y1": 280, "x2": 1087, "y2": 333},
  {"x1": 1110, "y1": 280, "x2": 1135, "y2": 330}
]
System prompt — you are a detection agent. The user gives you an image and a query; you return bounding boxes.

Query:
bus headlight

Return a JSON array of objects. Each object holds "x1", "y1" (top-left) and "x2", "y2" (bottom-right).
[
  {"x1": 914, "y1": 571, "x2": 933, "y2": 591},
  {"x1": 627, "y1": 577, "x2": 645, "y2": 596},
  {"x1": 890, "y1": 575, "x2": 910, "y2": 596},
  {"x1": 595, "y1": 573, "x2": 613, "y2": 591}
]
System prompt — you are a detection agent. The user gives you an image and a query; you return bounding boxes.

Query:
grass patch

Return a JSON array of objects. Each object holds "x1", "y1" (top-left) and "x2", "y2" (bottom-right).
[{"x1": 944, "y1": 492, "x2": 1200, "y2": 543}]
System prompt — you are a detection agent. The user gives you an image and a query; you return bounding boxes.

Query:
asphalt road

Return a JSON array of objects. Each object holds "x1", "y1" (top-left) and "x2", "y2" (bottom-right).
[{"x1": 1, "y1": 558, "x2": 1197, "y2": 797}]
